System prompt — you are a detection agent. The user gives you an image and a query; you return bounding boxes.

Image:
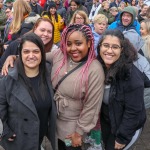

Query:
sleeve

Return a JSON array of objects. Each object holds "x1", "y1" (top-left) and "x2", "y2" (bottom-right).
[
  {"x1": 58, "y1": 15, "x2": 64, "y2": 31},
  {"x1": 0, "y1": 40, "x2": 19, "y2": 70},
  {"x1": 75, "y1": 63, "x2": 105, "y2": 135},
  {"x1": 116, "y1": 73, "x2": 145, "y2": 144},
  {"x1": 46, "y1": 48, "x2": 60, "y2": 63},
  {"x1": 0, "y1": 77, "x2": 14, "y2": 139}
]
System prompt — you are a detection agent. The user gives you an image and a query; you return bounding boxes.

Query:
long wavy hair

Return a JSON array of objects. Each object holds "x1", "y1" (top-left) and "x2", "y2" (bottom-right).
[
  {"x1": 17, "y1": 33, "x2": 47, "y2": 101},
  {"x1": 52, "y1": 24, "x2": 96, "y2": 100},
  {"x1": 10, "y1": 0, "x2": 31, "y2": 34},
  {"x1": 32, "y1": 17, "x2": 54, "y2": 52},
  {"x1": 97, "y1": 29, "x2": 137, "y2": 84}
]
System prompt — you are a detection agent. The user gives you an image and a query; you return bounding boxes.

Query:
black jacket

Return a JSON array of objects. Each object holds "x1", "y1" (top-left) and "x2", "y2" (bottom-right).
[
  {"x1": 102, "y1": 65, "x2": 146, "y2": 145},
  {"x1": 0, "y1": 39, "x2": 20, "y2": 70}
]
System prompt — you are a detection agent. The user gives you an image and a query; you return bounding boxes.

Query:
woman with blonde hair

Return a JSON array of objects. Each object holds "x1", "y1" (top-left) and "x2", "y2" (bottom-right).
[
  {"x1": 9, "y1": 0, "x2": 40, "y2": 41},
  {"x1": 69, "y1": 10, "x2": 90, "y2": 25},
  {"x1": 140, "y1": 19, "x2": 150, "y2": 62}
]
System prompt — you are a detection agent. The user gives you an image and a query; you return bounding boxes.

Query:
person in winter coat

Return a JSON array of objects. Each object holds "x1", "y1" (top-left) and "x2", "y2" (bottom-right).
[
  {"x1": 30, "y1": 0, "x2": 43, "y2": 16},
  {"x1": 9, "y1": 0, "x2": 40, "y2": 42},
  {"x1": 43, "y1": 1, "x2": 64, "y2": 46},
  {"x1": 3, "y1": 6, "x2": 13, "y2": 44},
  {"x1": 98, "y1": 1, "x2": 115, "y2": 24},
  {"x1": 97, "y1": 29, "x2": 146, "y2": 150},
  {"x1": 65, "y1": 0, "x2": 88, "y2": 25},
  {"x1": 108, "y1": 6, "x2": 141, "y2": 34},
  {"x1": 123, "y1": 28, "x2": 150, "y2": 109},
  {"x1": 0, "y1": 33, "x2": 57, "y2": 150},
  {"x1": 88, "y1": 0, "x2": 101, "y2": 23}
]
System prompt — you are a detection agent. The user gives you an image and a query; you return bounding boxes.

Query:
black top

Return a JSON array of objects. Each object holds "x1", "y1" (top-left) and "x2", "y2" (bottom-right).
[{"x1": 29, "y1": 74, "x2": 51, "y2": 145}]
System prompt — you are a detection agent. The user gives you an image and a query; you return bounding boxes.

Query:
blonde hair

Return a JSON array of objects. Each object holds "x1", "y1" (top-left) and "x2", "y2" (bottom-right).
[
  {"x1": 93, "y1": 14, "x2": 108, "y2": 24},
  {"x1": 141, "y1": 19, "x2": 150, "y2": 59},
  {"x1": 70, "y1": 10, "x2": 90, "y2": 24},
  {"x1": 10, "y1": 0, "x2": 31, "y2": 34},
  {"x1": 102, "y1": 1, "x2": 109, "y2": 8},
  {"x1": 146, "y1": 6, "x2": 150, "y2": 18}
]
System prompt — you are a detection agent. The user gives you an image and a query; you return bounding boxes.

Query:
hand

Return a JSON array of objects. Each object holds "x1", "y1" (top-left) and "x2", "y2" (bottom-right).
[
  {"x1": 1, "y1": 55, "x2": 17, "y2": 76},
  {"x1": 66, "y1": 132, "x2": 82, "y2": 147},
  {"x1": 60, "y1": 18, "x2": 64, "y2": 23},
  {"x1": 115, "y1": 141, "x2": 125, "y2": 149},
  {"x1": 3, "y1": 44, "x2": 8, "y2": 50},
  {"x1": 8, "y1": 134, "x2": 16, "y2": 141}
]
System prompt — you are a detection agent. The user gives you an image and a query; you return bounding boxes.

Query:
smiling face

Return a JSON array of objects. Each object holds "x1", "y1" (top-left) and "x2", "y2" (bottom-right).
[
  {"x1": 94, "y1": 21, "x2": 107, "y2": 35},
  {"x1": 70, "y1": 1, "x2": 78, "y2": 11},
  {"x1": 49, "y1": 7, "x2": 56, "y2": 15},
  {"x1": 100, "y1": 35, "x2": 122, "y2": 68},
  {"x1": 121, "y1": 12, "x2": 133, "y2": 26},
  {"x1": 140, "y1": 22, "x2": 148, "y2": 37},
  {"x1": 141, "y1": 5, "x2": 149, "y2": 15},
  {"x1": 75, "y1": 14, "x2": 85, "y2": 24},
  {"x1": 66, "y1": 31, "x2": 91, "y2": 62},
  {"x1": 21, "y1": 41, "x2": 42, "y2": 71},
  {"x1": 34, "y1": 21, "x2": 53, "y2": 45}
]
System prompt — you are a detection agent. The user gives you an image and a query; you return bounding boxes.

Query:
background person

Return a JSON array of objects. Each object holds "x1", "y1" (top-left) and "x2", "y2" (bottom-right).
[
  {"x1": 90, "y1": 14, "x2": 108, "y2": 55},
  {"x1": 9, "y1": 0, "x2": 40, "y2": 42},
  {"x1": 108, "y1": 6, "x2": 141, "y2": 34},
  {"x1": 0, "y1": 17, "x2": 55, "y2": 70},
  {"x1": 43, "y1": 1, "x2": 64, "y2": 46},
  {"x1": 98, "y1": 1, "x2": 115, "y2": 24},
  {"x1": 69, "y1": 10, "x2": 90, "y2": 25}
]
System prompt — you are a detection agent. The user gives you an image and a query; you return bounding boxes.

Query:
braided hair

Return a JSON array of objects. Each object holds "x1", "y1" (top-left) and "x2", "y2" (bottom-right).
[{"x1": 52, "y1": 24, "x2": 96, "y2": 100}]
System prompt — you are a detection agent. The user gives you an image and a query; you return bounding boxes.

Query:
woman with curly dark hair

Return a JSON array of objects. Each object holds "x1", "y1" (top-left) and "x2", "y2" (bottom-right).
[{"x1": 97, "y1": 29, "x2": 146, "y2": 150}]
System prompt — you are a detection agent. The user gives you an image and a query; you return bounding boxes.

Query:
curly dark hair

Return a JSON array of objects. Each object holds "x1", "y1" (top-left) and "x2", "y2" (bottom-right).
[{"x1": 97, "y1": 29, "x2": 137, "y2": 84}]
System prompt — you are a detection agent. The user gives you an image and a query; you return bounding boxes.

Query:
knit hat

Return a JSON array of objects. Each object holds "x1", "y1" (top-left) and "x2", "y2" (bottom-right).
[
  {"x1": 47, "y1": 1, "x2": 57, "y2": 10},
  {"x1": 120, "y1": 6, "x2": 136, "y2": 26}
]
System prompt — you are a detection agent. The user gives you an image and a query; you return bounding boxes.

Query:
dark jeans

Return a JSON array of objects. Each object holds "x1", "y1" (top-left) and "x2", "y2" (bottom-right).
[
  {"x1": 101, "y1": 114, "x2": 116, "y2": 150},
  {"x1": 100, "y1": 103, "x2": 116, "y2": 150},
  {"x1": 58, "y1": 139, "x2": 82, "y2": 150}
]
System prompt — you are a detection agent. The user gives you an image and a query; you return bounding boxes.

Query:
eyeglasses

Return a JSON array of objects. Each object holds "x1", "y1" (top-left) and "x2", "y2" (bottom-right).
[
  {"x1": 5, "y1": 11, "x2": 11, "y2": 13},
  {"x1": 100, "y1": 43, "x2": 121, "y2": 51},
  {"x1": 75, "y1": 17, "x2": 84, "y2": 20}
]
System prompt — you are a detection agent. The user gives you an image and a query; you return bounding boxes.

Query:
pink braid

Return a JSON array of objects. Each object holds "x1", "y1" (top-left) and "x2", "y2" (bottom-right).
[{"x1": 52, "y1": 24, "x2": 96, "y2": 101}]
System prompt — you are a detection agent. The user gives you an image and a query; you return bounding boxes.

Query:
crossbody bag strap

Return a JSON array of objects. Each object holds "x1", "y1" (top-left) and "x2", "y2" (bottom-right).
[{"x1": 54, "y1": 61, "x2": 86, "y2": 92}]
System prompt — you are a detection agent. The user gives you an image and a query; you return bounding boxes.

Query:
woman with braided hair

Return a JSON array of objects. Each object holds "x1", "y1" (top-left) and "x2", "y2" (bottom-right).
[
  {"x1": 1, "y1": 24, "x2": 105, "y2": 150},
  {"x1": 47, "y1": 23, "x2": 104, "y2": 150}
]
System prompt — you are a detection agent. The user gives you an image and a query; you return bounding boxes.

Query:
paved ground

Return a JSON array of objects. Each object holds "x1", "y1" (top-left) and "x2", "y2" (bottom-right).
[{"x1": 0, "y1": 108, "x2": 150, "y2": 150}]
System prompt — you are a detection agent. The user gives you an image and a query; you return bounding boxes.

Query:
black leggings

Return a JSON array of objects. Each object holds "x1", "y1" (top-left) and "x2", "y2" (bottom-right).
[{"x1": 58, "y1": 139, "x2": 82, "y2": 150}]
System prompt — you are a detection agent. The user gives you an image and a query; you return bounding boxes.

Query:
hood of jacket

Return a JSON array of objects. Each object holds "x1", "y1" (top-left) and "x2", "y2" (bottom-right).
[
  {"x1": 123, "y1": 29, "x2": 144, "y2": 51},
  {"x1": 120, "y1": 6, "x2": 136, "y2": 26},
  {"x1": 24, "y1": 12, "x2": 40, "y2": 24}
]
